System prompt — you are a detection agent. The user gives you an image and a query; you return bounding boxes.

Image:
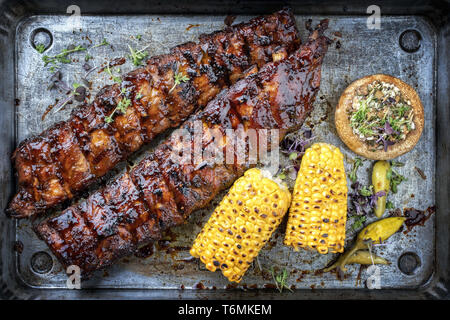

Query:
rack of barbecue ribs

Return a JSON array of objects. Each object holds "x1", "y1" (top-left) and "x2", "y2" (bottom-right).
[
  {"x1": 35, "y1": 21, "x2": 330, "y2": 276},
  {"x1": 7, "y1": 9, "x2": 301, "y2": 218}
]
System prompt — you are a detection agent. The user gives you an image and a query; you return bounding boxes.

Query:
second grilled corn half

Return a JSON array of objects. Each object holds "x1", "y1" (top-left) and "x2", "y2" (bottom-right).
[
  {"x1": 190, "y1": 168, "x2": 291, "y2": 283},
  {"x1": 284, "y1": 143, "x2": 348, "y2": 254}
]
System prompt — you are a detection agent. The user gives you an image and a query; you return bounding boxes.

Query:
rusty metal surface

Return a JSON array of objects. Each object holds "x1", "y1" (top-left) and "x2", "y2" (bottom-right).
[{"x1": 13, "y1": 14, "x2": 436, "y2": 292}]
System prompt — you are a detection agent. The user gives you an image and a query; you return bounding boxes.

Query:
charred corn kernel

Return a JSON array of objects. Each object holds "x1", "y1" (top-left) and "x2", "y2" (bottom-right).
[
  {"x1": 284, "y1": 143, "x2": 348, "y2": 254},
  {"x1": 190, "y1": 168, "x2": 291, "y2": 283}
]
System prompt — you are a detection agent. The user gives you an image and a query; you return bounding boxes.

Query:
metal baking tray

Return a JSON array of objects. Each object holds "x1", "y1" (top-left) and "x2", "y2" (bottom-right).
[{"x1": 1, "y1": 0, "x2": 449, "y2": 299}]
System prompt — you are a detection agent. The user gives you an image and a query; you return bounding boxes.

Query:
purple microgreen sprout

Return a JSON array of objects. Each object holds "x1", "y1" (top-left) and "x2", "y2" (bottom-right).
[
  {"x1": 52, "y1": 82, "x2": 86, "y2": 114},
  {"x1": 369, "y1": 190, "x2": 386, "y2": 207},
  {"x1": 280, "y1": 129, "x2": 315, "y2": 167}
]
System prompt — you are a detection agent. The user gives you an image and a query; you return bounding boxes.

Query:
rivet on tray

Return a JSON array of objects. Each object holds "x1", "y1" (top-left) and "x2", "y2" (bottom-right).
[
  {"x1": 30, "y1": 28, "x2": 53, "y2": 53},
  {"x1": 399, "y1": 30, "x2": 422, "y2": 53},
  {"x1": 398, "y1": 252, "x2": 421, "y2": 275},
  {"x1": 30, "y1": 251, "x2": 53, "y2": 274}
]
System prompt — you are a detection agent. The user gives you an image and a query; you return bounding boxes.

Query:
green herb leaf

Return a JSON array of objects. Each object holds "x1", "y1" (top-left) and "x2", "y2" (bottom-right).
[
  {"x1": 35, "y1": 43, "x2": 46, "y2": 54},
  {"x1": 42, "y1": 45, "x2": 86, "y2": 68},
  {"x1": 386, "y1": 201, "x2": 394, "y2": 210},
  {"x1": 391, "y1": 161, "x2": 405, "y2": 167},
  {"x1": 128, "y1": 45, "x2": 149, "y2": 66},
  {"x1": 169, "y1": 70, "x2": 190, "y2": 93},
  {"x1": 352, "y1": 215, "x2": 366, "y2": 230},
  {"x1": 277, "y1": 173, "x2": 286, "y2": 180},
  {"x1": 136, "y1": 34, "x2": 142, "y2": 40},
  {"x1": 105, "y1": 115, "x2": 113, "y2": 124},
  {"x1": 104, "y1": 89, "x2": 131, "y2": 124},
  {"x1": 359, "y1": 185, "x2": 373, "y2": 196},
  {"x1": 269, "y1": 267, "x2": 292, "y2": 293},
  {"x1": 91, "y1": 38, "x2": 109, "y2": 49},
  {"x1": 288, "y1": 152, "x2": 298, "y2": 160},
  {"x1": 105, "y1": 63, "x2": 122, "y2": 83},
  {"x1": 349, "y1": 157, "x2": 363, "y2": 183},
  {"x1": 388, "y1": 168, "x2": 406, "y2": 194}
]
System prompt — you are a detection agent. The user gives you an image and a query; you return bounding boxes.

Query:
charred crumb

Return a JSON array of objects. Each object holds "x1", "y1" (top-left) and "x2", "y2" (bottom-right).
[
  {"x1": 305, "y1": 19, "x2": 313, "y2": 32},
  {"x1": 335, "y1": 40, "x2": 341, "y2": 49},
  {"x1": 185, "y1": 24, "x2": 201, "y2": 31},
  {"x1": 414, "y1": 166, "x2": 427, "y2": 180},
  {"x1": 389, "y1": 208, "x2": 403, "y2": 217},
  {"x1": 226, "y1": 283, "x2": 239, "y2": 290},
  {"x1": 224, "y1": 15, "x2": 237, "y2": 26},
  {"x1": 13, "y1": 240, "x2": 23, "y2": 254},
  {"x1": 195, "y1": 282, "x2": 206, "y2": 289},
  {"x1": 263, "y1": 283, "x2": 277, "y2": 289}
]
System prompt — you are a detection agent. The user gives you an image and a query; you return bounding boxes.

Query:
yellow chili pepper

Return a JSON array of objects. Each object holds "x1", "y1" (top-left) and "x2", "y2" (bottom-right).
[
  {"x1": 325, "y1": 217, "x2": 405, "y2": 272},
  {"x1": 323, "y1": 250, "x2": 389, "y2": 272},
  {"x1": 372, "y1": 161, "x2": 391, "y2": 217}
]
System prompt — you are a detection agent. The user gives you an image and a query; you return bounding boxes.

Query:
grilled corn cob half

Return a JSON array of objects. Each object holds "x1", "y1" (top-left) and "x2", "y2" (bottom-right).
[
  {"x1": 190, "y1": 168, "x2": 291, "y2": 283},
  {"x1": 284, "y1": 143, "x2": 348, "y2": 254}
]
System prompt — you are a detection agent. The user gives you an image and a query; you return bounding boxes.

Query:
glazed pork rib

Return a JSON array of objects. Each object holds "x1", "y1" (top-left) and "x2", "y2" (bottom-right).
[
  {"x1": 35, "y1": 21, "x2": 330, "y2": 276},
  {"x1": 7, "y1": 9, "x2": 300, "y2": 218}
]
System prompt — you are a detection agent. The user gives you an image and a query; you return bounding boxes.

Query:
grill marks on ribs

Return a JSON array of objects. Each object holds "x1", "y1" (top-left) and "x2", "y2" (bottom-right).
[
  {"x1": 36, "y1": 21, "x2": 330, "y2": 275},
  {"x1": 7, "y1": 9, "x2": 300, "y2": 218}
]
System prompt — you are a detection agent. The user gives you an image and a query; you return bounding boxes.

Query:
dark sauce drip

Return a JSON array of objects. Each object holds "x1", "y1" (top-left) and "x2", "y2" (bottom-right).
[
  {"x1": 403, "y1": 205, "x2": 436, "y2": 231},
  {"x1": 195, "y1": 282, "x2": 206, "y2": 289}
]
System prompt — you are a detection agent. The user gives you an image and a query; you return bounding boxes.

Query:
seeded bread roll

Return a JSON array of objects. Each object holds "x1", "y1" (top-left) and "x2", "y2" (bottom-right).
[{"x1": 335, "y1": 74, "x2": 424, "y2": 160}]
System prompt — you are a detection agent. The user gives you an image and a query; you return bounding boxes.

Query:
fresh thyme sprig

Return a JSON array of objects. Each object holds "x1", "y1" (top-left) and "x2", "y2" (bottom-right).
[
  {"x1": 35, "y1": 43, "x2": 46, "y2": 54},
  {"x1": 135, "y1": 90, "x2": 143, "y2": 100},
  {"x1": 128, "y1": 45, "x2": 149, "y2": 66},
  {"x1": 105, "y1": 63, "x2": 122, "y2": 83},
  {"x1": 270, "y1": 267, "x2": 292, "y2": 293},
  {"x1": 42, "y1": 45, "x2": 87, "y2": 68},
  {"x1": 91, "y1": 38, "x2": 109, "y2": 49},
  {"x1": 105, "y1": 88, "x2": 131, "y2": 124},
  {"x1": 169, "y1": 71, "x2": 190, "y2": 93},
  {"x1": 42, "y1": 38, "x2": 108, "y2": 71}
]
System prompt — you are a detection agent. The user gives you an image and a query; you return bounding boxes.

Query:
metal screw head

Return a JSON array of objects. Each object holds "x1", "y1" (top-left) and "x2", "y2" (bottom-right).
[
  {"x1": 399, "y1": 30, "x2": 422, "y2": 53},
  {"x1": 398, "y1": 252, "x2": 421, "y2": 275},
  {"x1": 30, "y1": 251, "x2": 53, "y2": 274},
  {"x1": 30, "y1": 28, "x2": 53, "y2": 52}
]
